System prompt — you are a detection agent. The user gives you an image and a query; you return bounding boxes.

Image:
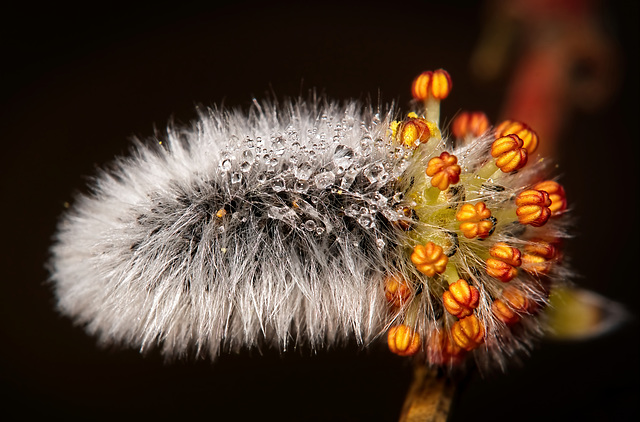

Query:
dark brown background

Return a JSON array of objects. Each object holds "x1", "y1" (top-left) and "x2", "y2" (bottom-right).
[{"x1": 1, "y1": 1, "x2": 638, "y2": 421}]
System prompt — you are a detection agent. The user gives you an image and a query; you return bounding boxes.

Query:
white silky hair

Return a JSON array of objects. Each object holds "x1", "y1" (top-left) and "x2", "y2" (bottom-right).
[{"x1": 50, "y1": 98, "x2": 404, "y2": 358}]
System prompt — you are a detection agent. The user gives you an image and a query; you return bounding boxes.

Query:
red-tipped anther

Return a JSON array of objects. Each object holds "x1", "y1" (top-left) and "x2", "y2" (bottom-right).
[
  {"x1": 532, "y1": 180, "x2": 567, "y2": 216},
  {"x1": 522, "y1": 239, "x2": 557, "y2": 274},
  {"x1": 397, "y1": 117, "x2": 432, "y2": 148},
  {"x1": 384, "y1": 274, "x2": 412, "y2": 308},
  {"x1": 411, "y1": 71, "x2": 433, "y2": 101},
  {"x1": 427, "y1": 330, "x2": 465, "y2": 365},
  {"x1": 430, "y1": 69, "x2": 453, "y2": 100},
  {"x1": 426, "y1": 152, "x2": 461, "y2": 190},
  {"x1": 516, "y1": 189, "x2": 552, "y2": 227},
  {"x1": 492, "y1": 287, "x2": 530, "y2": 325},
  {"x1": 388, "y1": 325, "x2": 421, "y2": 356},
  {"x1": 443, "y1": 279, "x2": 480, "y2": 318},
  {"x1": 491, "y1": 134, "x2": 528, "y2": 172},
  {"x1": 411, "y1": 242, "x2": 448, "y2": 277},
  {"x1": 456, "y1": 202, "x2": 494, "y2": 239},
  {"x1": 452, "y1": 111, "x2": 490, "y2": 139},
  {"x1": 451, "y1": 315, "x2": 484, "y2": 351},
  {"x1": 495, "y1": 120, "x2": 539, "y2": 154}
]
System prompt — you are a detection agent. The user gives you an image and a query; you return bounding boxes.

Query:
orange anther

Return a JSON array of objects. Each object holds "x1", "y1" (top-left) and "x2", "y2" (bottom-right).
[
  {"x1": 388, "y1": 325, "x2": 421, "y2": 356},
  {"x1": 451, "y1": 315, "x2": 484, "y2": 351},
  {"x1": 216, "y1": 208, "x2": 227, "y2": 218},
  {"x1": 443, "y1": 279, "x2": 480, "y2": 318},
  {"x1": 521, "y1": 239, "x2": 556, "y2": 274},
  {"x1": 489, "y1": 242, "x2": 522, "y2": 267},
  {"x1": 492, "y1": 287, "x2": 530, "y2": 325},
  {"x1": 426, "y1": 152, "x2": 461, "y2": 190},
  {"x1": 427, "y1": 330, "x2": 465, "y2": 365},
  {"x1": 452, "y1": 111, "x2": 490, "y2": 139},
  {"x1": 516, "y1": 189, "x2": 552, "y2": 227},
  {"x1": 384, "y1": 274, "x2": 412, "y2": 307},
  {"x1": 532, "y1": 180, "x2": 567, "y2": 216},
  {"x1": 411, "y1": 242, "x2": 448, "y2": 277},
  {"x1": 495, "y1": 120, "x2": 539, "y2": 154},
  {"x1": 411, "y1": 71, "x2": 432, "y2": 101},
  {"x1": 397, "y1": 117, "x2": 432, "y2": 148},
  {"x1": 456, "y1": 202, "x2": 494, "y2": 239},
  {"x1": 411, "y1": 69, "x2": 452, "y2": 101},
  {"x1": 486, "y1": 258, "x2": 518, "y2": 282},
  {"x1": 491, "y1": 134, "x2": 528, "y2": 172},
  {"x1": 430, "y1": 69, "x2": 453, "y2": 100}
]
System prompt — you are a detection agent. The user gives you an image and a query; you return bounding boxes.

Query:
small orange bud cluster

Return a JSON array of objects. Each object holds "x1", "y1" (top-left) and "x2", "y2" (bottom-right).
[
  {"x1": 384, "y1": 274, "x2": 412, "y2": 307},
  {"x1": 451, "y1": 315, "x2": 484, "y2": 351},
  {"x1": 427, "y1": 330, "x2": 465, "y2": 365},
  {"x1": 532, "y1": 180, "x2": 567, "y2": 216},
  {"x1": 412, "y1": 69, "x2": 452, "y2": 101},
  {"x1": 395, "y1": 116, "x2": 432, "y2": 148},
  {"x1": 495, "y1": 120, "x2": 539, "y2": 154},
  {"x1": 491, "y1": 134, "x2": 528, "y2": 173},
  {"x1": 486, "y1": 242, "x2": 522, "y2": 282},
  {"x1": 516, "y1": 189, "x2": 552, "y2": 226},
  {"x1": 443, "y1": 279, "x2": 479, "y2": 318},
  {"x1": 388, "y1": 325, "x2": 421, "y2": 356},
  {"x1": 452, "y1": 111, "x2": 490, "y2": 139},
  {"x1": 456, "y1": 202, "x2": 494, "y2": 239},
  {"x1": 492, "y1": 287, "x2": 530, "y2": 325},
  {"x1": 522, "y1": 239, "x2": 557, "y2": 274},
  {"x1": 411, "y1": 242, "x2": 448, "y2": 277},
  {"x1": 426, "y1": 152, "x2": 461, "y2": 190}
]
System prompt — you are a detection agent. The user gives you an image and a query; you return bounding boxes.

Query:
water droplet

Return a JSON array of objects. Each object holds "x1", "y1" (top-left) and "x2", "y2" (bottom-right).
[
  {"x1": 240, "y1": 161, "x2": 252, "y2": 172},
  {"x1": 315, "y1": 227, "x2": 325, "y2": 235},
  {"x1": 231, "y1": 172, "x2": 242, "y2": 184},
  {"x1": 257, "y1": 173, "x2": 267, "y2": 183},
  {"x1": 296, "y1": 162, "x2": 313, "y2": 180},
  {"x1": 291, "y1": 141, "x2": 301, "y2": 151},
  {"x1": 376, "y1": 238, "x2": 385, "y2": 250},
  {"x1": 272, "y1": 136, "x2": 286, "y2": 155},
  {"x1": 314, "y1": 171, "x2": 335, "y2": 189},
  {"x1": 364, "y1": 163, "x2": 384, "y2": 183},
  {"x1": 333, "y1": 145, "x2": 354, "y2": 170},
  {"x1": 294, "y1": 180, "x2": 309, "y2": 193},
  {"x1": 358, "y1": 214, "x2": 374, "y2": 228},
  {"x1": 304, "y1": 220, "x2": 316, "y2": 231},
  {"x1": 256, "y1": 137, "x2": 264, "y2": 147},
  {"x1": 218, "y1": 226, "x2": 225, "y2": 233},
  {"x1": 245, "y1": 138, "x2": 255, "y2": 148},
  {"x1": 220, "y1": 159, "x2": 232, "y2": 172},
  {"x1": 340, "y1": 168, "x2": 358, "y2": 190},
  {"x1": 393, "y1": 192, "x2": 404, "y2": 203},
  {"x1": 242, "y1": 149, "x2": 255, "y2": 163},
  {"x1": 272, "y1": 178, "x2": 286, "y2": 192},
  {"x1": 269, "y1": 157, "x2": 279, "y2": 167}
]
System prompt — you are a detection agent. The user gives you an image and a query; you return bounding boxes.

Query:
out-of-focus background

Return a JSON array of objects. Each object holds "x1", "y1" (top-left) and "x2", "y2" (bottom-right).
[{"x1": 1, "y1": 1, "x2": 637, "y2": 420}]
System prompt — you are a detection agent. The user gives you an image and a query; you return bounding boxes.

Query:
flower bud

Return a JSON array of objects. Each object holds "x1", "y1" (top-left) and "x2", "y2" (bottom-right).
[
  {"x1": 491, "y1": 134, "x2": 528, "y2": 172},
  {"x1": 426, "y1": 152, "x2": 461, "y2": 191},
  {"x1": 456, "y1": 202, "x2": 494, "y2": 239},
  {"x1": 451, "y1": 315, "x2": 484, "y2": 351},
  {"x1": 516, "y1": 189, "x2": 552, "y2": 226},
  {"x1": 495, "y1": 120, "x2": 539, "y2": 154},
  {"x1": 532, "y1": 180, "x2": 567, "y2": 216},
  {"x1": 443, "y1": 279, "x2": 480, "y2": 318},
  {"x1": 452, "y1": 111, "x2": 490, "y2": 139},
  {"x1": 411, "y1": 242, "x2": 448, "y2": 277},
  {"x1": 388, "y1": 325, "x2": 421, "y2": 356}
]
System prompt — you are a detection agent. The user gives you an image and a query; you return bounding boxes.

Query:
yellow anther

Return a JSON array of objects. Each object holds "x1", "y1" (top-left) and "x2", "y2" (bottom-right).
[
  {"x1": 387, "y1": 325, "x2": 421, "y2": 356},
  {"x1": 532, "y1": 180, "x2": 567, "y2": 216},
  {"x1": 456, "y1": 202, "x2": 494, "y2": 239},
  {"x1": 451, "y1": 315, "x2": 484, "y2": 351},
  {"x1": 411, "y1": 242, "x2": 448, "y2": 277},
  {"x1": 443, "y1": 279, "x2": 480, "y2": 318},
  {"x1": 430, "y1": 69, "x2": 453, "y2": 100},
  {"x1": 491, "y1": 134, "x2": 528, "y2": 173}
]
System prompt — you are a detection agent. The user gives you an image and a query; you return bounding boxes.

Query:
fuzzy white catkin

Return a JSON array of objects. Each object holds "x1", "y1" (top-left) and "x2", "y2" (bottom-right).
[{"x1": 50, "y1": 98, "x2": 405, "y2": 358}]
